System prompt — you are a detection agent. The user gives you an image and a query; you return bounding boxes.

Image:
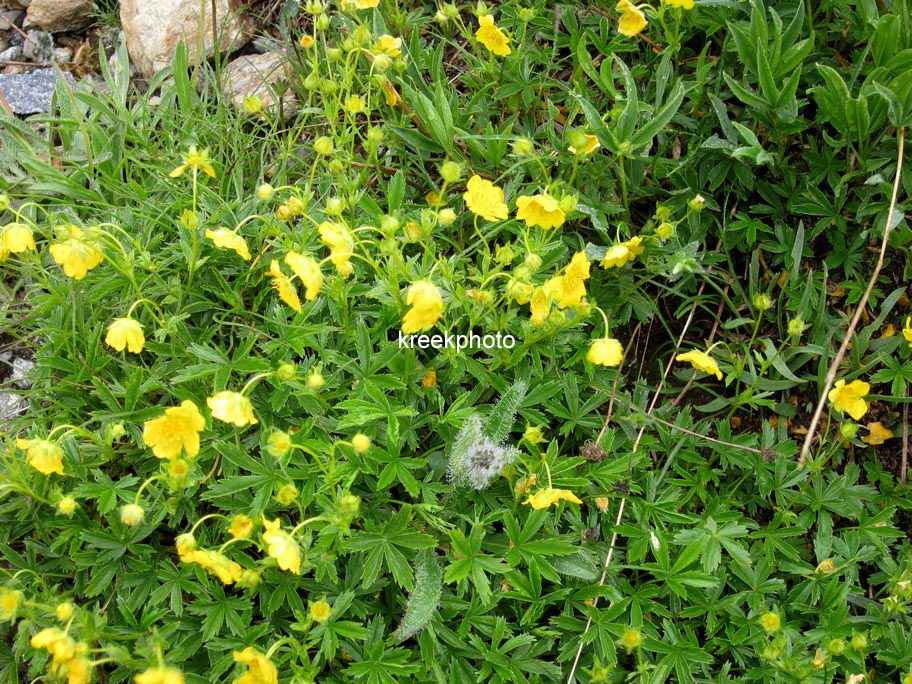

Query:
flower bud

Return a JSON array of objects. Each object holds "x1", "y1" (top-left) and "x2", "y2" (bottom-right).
[
  {"x1": 787, "y1": 318, "x2": 806, "y2": 338},
  {"x1": 266, "y1": 431, "x2": 293, "y2": 459},
  {"x1": 276, "y1": 362, "x2": 296, "y2": 382},
  {"x1": 237, "y1": 569, "x2": 261, "y2": 590},
  {"x1": 656, "y1": 222, "x2": 674, "y2": 240},
  {"x1": 303, "y1": 72, "x2": 320, "y2": 90},
  {"x1": 380, "y1": 214, "x2": 400, "y2": 233},
  {"x1": 0, "y1": 194, "x2": 9, "y2": 212},
  {"x1": 325, "y1": 196, "x2": 345, "y2": 215},
  {"x1": 523, "y1": 425, "x2": 543, "y2": 444},
  {"x1": 366, "y1": 125, "x2": 384, "y2": 147},
  {"x1": 55, "y1": 602, "x2": 74, "y2": 621},
  {"x1": 57, "y1": 496, "x2": 77, "y2": 517},
  {"x1": 315, "y1": 13, "x2": 331, "y2": 31},
  {"x1": 840, "y1": 423, "x2": 858, "y2": 441},
  {"x1": 827, "y1": 638, "x2": 846, "y2": 655},
  {"x1": 307, "y1": 371, "x2": 326, "y2": 390},
  {"x1": 314, "y1": 137, "x2": 334, "y2": 155},
  {"x1": 327, "y1": 159, "x2": 344, "y2": 175},
  {"x1": 559, "y1": 194, "x2": 577, "y2": 213},
  {"x1": 351, "y1": 434, "x2": 371, "y2": 453},
  {"x1": 512, "y1": 138, "x2": 534, "y2": 156},
  {"x1": 753, "y1": 293, "x2": 773, "y2": 312},
  {"x1": 439, "y1": 161, "x2": 461, "y2": 184},
  {"x1": 243, "y1": 96, "x2": 263, "y2": 114},
  {"x1": 850, "y1": 632, "x2": 868, "y2": 651},
  {"x1": 688, "y1": 194, "x2": 706, "y2": 212},
  {"x1": 494, "y1": 243, "x2": 515, "y2": 264},
  {"x1": 338, "y1": 493, "x2": 360, "y2": 519},
  {"x1": 438, "y1": 208, "x2": 456, "y2": 226},
  {"x1": 523, "y1": 252, "x2": 543, "y2": 271},
  {"x1": 120, "y1": 503, "x2": 145, "y2": 527},
  {"x1": 257, "y1": 183, "x2": 275, "y2": 200}
]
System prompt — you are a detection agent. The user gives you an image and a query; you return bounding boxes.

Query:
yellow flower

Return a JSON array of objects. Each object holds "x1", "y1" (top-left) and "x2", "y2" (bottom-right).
[
  {"x1": 812, "y1": 648, "x2": 826, "y2": 668},
  {"x1": 550, "y1": 251, "x2": 590, "y2": 309},
  {"x1": 463, "y1": 175, "x2": 509, "y2": 222},
  {"x1": 601, "y1": 236, "x2": 644, "y2": 269},
  {"x1": 309, "y1": 598, "x2": 332, "y2": 623},
  {"x1": 30, "y1": 627, "x2": 76, "y2": 663},
  {"x1": 232, "y1": 647, "x2": 278, "y2": 684},
  {"x1": 676, "y1": 349, "x2": 723, "y2": 380},
  {"x1": 340, "y1": 0, "x2": 379, "y2": 9},
  {"x1": 401, "y1": 280, "x2": 445, "y2": 334},
  {"x1": 346, "y1": 94, "x2": 366, "y2": 114},
  {"x1": 862, "y1": 421, "x2": 893, "y2": 445},
  {"x1": 16, "y1": 437, "x2": 64, "y2": 475},
  {"x1": 665, "y1": 0, "x2": 694, "y2": 8},
  {"x1": 182, "y1": 549, "x2": 243, "y2": 585},
  {"x1": 207, "y1": 391, "x2": 258, "y2": 427},
  {"x1": 284, "y1": 251, "x2": 323, "y2": 301},
  {"x1": 374, "y1": 34, "x2": 401, "y2": 57},
  {"x1": 617, "y1": 0, "x2": 648, "y2": 36},
  {"x1": 318, "y1": 221, "x2": 355, "y2": 277},
  {"x1": 588, "y1": 338, "x2": 624, "y2": 366},
  {"x1": 620, "y1": 628, "x2": 643, "y2": 651},
  {"x1": 268, "y1": 259, "x2": 302, "y2": 313},
  {"x1": 475, "y1": 14, "x2": 512, "y2": 56},
  {"x1": 229, "y1": 515, "x2": 255, "y2": 539},
  {"x1": 49, "y1": 225, "x2": 105, "y2": 279},
  {"x1": 828, "y1": 379, "x2": 870, "y2": 421},
  {"x1": 64, "y1": 655, "x2": 93, "y2": 684},
  {"x1": 169, "y1": 145, "x2": 216, "y2": 178},
  {"x1": 262, "y1": 518, "x2": 301, "y2": 574},
  {"x1": 299, "y1": 34, "x2": 314, "y2": 49},
  {"x1": 515, "y1": 194, "x2": 565, "y2": 230},
  {"x1": 529, "y1": 286, "x2": 552, "y2": 327},
  {"x1": 524, "y1": 487, "x2": 583, "y2": 509},
  {"x1": 568, "y1": 134, "x2": 601, "y2": 155},
  {"x1": 142, "y1": 400, "x2": 206, "y2": 460},
  {"x1": 105, "y1": 318, "x2": 145, "y2": 354},
  {"x1": 134, "y1": 666, "x2": 186, "y2": 684},
  {"x1": 903, "y1": 317, "x2": 912, "y2": 349},
  {"x1": 422, "y1": 369, "x2": 437, "y2": 389},
  {"x1": 0, "y1": 588, "x2": 22, "y2": 620},
  {"x1": 1, "y1": 222, "x2": 36, "y2": 256},
  {"x1": 759, "y1": 611, "x2": 781, "y2": 633},
  {"x1": 205, "y1": 228, "x2": 251, "y2": 260}
]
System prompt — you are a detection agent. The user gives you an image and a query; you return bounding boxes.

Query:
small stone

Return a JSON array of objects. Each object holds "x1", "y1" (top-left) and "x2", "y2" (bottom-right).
[
  {"x1": 26, "y1": 0, "x2": 93, "y2": 33},
  {"x1": 11, "y1": 356, "x2": 33, "y2": 389},
  {"x1": 223, "y1": 52, "x2": 297, "y2": 117},
  {"x1": 0, "y1": 392, "x2": 25, "y2": 420},
  {"x1": 22, "y1": 29, "x2": 52, "y2": 62},
  {"x1": 53, "y1": 47, "x2": 72, "y2": 63},
  {"x1": 0, "y1": 44, "x2": 23, "y2": 62},
  {"x1": 0, "y1": 67, "x2": 76, "y2": 113},
  {"x1": 0, "y1": 9, "x2": 25, "y2": 29}
]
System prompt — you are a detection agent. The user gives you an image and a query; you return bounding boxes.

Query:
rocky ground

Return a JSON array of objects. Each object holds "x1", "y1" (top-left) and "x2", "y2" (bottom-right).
[{"x1": 0, "y1": 0, "x2": 295, "y2": 115}]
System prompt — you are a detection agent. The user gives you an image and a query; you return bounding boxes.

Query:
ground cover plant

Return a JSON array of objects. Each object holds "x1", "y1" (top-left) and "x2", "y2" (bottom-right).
[{"x1": 1, "y1": 0, "x2": 912, "y2": 682}]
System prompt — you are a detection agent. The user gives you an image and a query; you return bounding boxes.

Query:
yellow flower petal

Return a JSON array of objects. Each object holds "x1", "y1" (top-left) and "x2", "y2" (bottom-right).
[
  {"x1": 617, "y1": 0, "x2": 648, "y2": 35},
  {"x1": 588, "y1": 338, "x2": 624, "y2": 366},
  {"x1": 676, "y1": 349, "x2": 722, "y2": 380},
  {"x1": 515, "y1": 194, "x2": 565, "y2": 230},
  {"x1": 463, "y1": 175, "x2": 508, "y2": 222},
  {"x1": 268, "y1": 259, "x2": 302, "y2": 313},
  {"x1": 401, "y1": 280, "x2": 445, "y2": 334},
  {"x1": 523, "y1": 487, "x2": 583, "y2": 509},
  {"x1": 262, "y1": 517, "x2": 301, "y2": 574},
  {"x1": 205, "y1": 228, "x2": 251, "y2": 260}
]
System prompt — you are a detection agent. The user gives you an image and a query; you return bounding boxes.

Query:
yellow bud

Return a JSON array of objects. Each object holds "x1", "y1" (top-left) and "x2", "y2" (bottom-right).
[{"x1": 351, "y1": 434, "x2": 371, "y2": 453}]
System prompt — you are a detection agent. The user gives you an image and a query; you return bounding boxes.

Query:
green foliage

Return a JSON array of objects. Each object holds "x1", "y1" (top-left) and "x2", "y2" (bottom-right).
[{"x1": 1, "y1": 0, "x2": 912, "y2": 683}]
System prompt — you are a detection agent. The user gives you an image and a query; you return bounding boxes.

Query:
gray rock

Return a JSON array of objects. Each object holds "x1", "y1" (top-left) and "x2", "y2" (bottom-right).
[
  {"x1": 54, "y1": 47, "x2": 72, "y2": 63},
  {"x1": 0, "y1": 44, "x2": 23, "y2": 61},
  {"x1": 223, "y1": 52, "x2": 297, "y2": 117},
  {"x1": 22, "y1": 29, "x2": 53, "y2": 62},
  {"x1": 0, "y1": 9, "x2": 24, "y2": 29},
  {"x1": 11, "y1": 356, "x2": 33, "y2": 389},
  {"x1": 120, "y1": 0, "x2": 252, "y2": 79},
  {"x1": 0, "y1": 391, "x2": 26, "y2": 420},
  {"x1": 27, "y1": 0, "x2": 93, "y2": 33},
  {"x1": 0, "y1": 0, "x2": 30, "y2": 10},
  {"x1": 0, "y1": 67, "x2": 76, "y2": 113}
]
